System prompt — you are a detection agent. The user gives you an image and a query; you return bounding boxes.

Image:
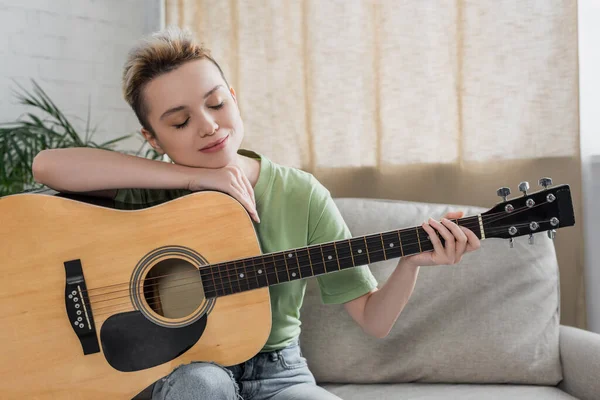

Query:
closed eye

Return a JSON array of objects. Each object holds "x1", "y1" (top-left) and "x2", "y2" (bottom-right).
[
  {"x1": 174, "y1": 118, "x2": 190, "y2": 130},
  {"x1": 209, "y1": 102, "x2": 225, "y2": 110}
]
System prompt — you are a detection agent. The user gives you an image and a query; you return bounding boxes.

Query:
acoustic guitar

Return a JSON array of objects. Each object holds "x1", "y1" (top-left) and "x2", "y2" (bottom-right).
[{"x1": 0, "y1": 178, "x2": 574, "y2": 399}]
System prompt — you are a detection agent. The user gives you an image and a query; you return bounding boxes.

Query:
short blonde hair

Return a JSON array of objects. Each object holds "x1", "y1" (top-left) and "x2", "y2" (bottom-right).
[{"x1": 122, "y1": 26, "x2": 229, "y2": 134}]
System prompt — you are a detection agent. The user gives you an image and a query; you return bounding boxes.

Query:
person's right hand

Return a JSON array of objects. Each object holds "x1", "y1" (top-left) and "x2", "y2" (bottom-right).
[{"x1": 188, "y1": 165, "x2": 260, "y2": 223}]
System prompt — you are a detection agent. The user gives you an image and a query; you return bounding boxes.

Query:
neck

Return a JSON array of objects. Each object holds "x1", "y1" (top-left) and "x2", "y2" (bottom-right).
[{"x1": 199, "y1": 215, "x2": 485, "y2": 299}]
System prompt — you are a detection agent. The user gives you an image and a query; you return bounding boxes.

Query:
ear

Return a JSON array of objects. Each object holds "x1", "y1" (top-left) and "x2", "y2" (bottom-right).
[
  {"x1": 230, "y1": 87, "x2": 237, "y2": 104},
  {"x1": 141, "y1": 127, "x2": 165, "y2": 154}
]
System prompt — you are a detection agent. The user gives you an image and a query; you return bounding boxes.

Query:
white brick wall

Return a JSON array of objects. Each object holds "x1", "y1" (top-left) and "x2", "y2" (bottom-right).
[{"x1": 0, "y1": 0, "x2": 162, "y2": 151}]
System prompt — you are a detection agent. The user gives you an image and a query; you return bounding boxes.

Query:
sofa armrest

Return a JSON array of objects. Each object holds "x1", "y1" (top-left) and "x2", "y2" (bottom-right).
[{"x1": 558, "y1": 325, "x2": 600, "y2": 400}]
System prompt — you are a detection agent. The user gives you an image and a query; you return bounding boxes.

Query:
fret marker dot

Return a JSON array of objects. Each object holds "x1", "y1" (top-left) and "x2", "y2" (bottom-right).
[
  {"x1": 328, "y1": 255, "x2": 333, "y2": 260},
  {"x1": 239, "y1": 273, "x2": 244, "y2": 278},
  {"x1": 288, "y1": 253, "x2": 293, "y2": 258},
  {"x1": 291, "y1": 272, "x2": 297, "y2": 277},
  {"x1": 258, "y1": 269, "x2": 263, "y2": 274},
  {"x1": 357, "y1": 249, "x2": 363, "y2": 254},
  {"x1": 389, "y1": 243, "x2": 395, "y2": 248}
]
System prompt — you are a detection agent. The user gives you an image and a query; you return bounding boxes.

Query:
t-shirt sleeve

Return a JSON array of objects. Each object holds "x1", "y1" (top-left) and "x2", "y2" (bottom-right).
[{"x1": 308, "y1": 177, "x2": 379, "y2": 305}]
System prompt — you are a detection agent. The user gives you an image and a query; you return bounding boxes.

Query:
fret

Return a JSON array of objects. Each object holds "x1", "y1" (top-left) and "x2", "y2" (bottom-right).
[
  {"x1": 295, "y1": 248, "x2": 313, "y2": 278},
  {"x1": 320, "y1": 243, "x2": 338, "y2": 272},
  {"x1": 416, "y1": 227, "x2": 422, "y2": 253},
  {"x1": 399, "y1": 229, "x2": 420, "y2": 256},
  {"x1": 199, "y1": 265, "x2": 217, "y2": 298},
  {"x1": 418, "y1": 226, "x2": 434, "y2": 253},
  {"x1": 225, "y1": 262, "x2": 236, "y2": 293},
  {"x1": 309, "y1": 246, "x2": 326, "y2": 275},
  {"x1": 333, "y1": 242, "x2": 342, "y2": 270},
  {"x1": 349, "y1": 237, "x2": 369, "y2": 267},
  {"x1": 218, "y1": 263, "x2": 233, "y2": 296},
  {"x1": 334, "y1": 240, "x2": 354, "y2": 270},
  {"x1": 274, "y1": 253, "x2": 289, "y2": 283},
  {"x1": 235, "y1": 260, "x2": 250, "y2": 292},
  {"x1": 381, "y1": 231, "x2": 402, "y2": 259},
  {"x1": 379, "y1": 233, "x2": 387, "y2": 260},
  {"x1": 365, "y1": 234, "x2": 386, "y2": 263},
  {"x1": 254, "y1": 257, "x2": 269, "y2": 288},
  {"x1": 363, "y1": 236, "x2": 371, "y2": 264},
  {"x1": 265, "y1": 255, "x2": 279, "y2": 285},
  {"x1": 242, "y1": 259, "x2": 260, "y2": 291},
  {"x1": 396, "y1": 230, "x2": 404, "y2": 256},
  {"x1": 285, "y1": 251, "x2": 302, "y2": 280}
]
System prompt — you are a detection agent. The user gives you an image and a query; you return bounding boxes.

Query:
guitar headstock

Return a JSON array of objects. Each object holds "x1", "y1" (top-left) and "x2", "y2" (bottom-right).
[{"x1": 482, "y1": 178, "x2": 575, "y2": 246}]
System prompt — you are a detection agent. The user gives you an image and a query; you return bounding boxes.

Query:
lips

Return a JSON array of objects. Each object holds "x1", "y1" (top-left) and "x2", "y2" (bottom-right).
[{"x1": 201, "y1": 135, "x2": 228, "y2": 150}]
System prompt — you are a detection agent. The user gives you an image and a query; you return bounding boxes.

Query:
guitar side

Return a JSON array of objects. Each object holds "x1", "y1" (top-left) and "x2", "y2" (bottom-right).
[{"x1": 0, "y1": 191, "x2": 271, "y2": 399}]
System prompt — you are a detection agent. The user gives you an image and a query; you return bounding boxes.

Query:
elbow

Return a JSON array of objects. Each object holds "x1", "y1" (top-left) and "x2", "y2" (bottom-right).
[
  {"x1": 32, "y1": 149, "x2": 56, "y2": 185},
  {"x1": 371, "y1": 329, "x2": 391, "y2": 339},
  {"x1": 31, "y1": 151, "x2": 48, "y2": 184},
  {"x1": 363, "y1": 325, "x2": 392, "y2": 339}
]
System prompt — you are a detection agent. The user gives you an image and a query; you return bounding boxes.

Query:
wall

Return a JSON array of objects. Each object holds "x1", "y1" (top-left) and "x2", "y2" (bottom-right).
[{"x1": 0, "y1": 0, "x2": 162, "y2": 151}]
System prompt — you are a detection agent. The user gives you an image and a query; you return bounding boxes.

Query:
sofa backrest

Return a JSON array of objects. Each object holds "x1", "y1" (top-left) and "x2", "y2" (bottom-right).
[{"x1": 299, "y1": 198, "x2": 562, "y2": 385}]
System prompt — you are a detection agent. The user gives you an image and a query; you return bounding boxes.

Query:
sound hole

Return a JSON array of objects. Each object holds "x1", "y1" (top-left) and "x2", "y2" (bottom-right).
[{"x1": 142, "y1": 258, "x2": 205, "y2": 319}]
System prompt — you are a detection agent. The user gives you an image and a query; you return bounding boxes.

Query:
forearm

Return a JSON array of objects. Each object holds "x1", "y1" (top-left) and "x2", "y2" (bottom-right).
[
  {"x1": 32, "y1": 148, "x2": 194, "y2": 192},
  {"x1": 361, "y1": 259, "x2": 420, "y2": 338}
]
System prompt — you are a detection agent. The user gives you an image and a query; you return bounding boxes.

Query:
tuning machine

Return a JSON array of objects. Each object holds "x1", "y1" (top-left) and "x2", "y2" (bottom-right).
[
  {"x1": 518, "y1": 181, "x2": 529, "y2": 196},
  {"x1": 497, "y1": 187, "x2": 511, "y2": 202},
  {"x1": 539, "y1": 177, "x2": 553, "y2": 189}
]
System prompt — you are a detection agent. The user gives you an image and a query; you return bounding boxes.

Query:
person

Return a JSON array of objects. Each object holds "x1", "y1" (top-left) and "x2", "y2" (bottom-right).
[{"x1": 32, "y1": 26, "x2": 480, "y2": 400}]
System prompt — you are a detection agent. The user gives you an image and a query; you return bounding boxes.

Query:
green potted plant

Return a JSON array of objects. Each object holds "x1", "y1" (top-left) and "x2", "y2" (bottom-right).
[{"x1": 0, "y1": 79, "x2": 159, "y2": 197}]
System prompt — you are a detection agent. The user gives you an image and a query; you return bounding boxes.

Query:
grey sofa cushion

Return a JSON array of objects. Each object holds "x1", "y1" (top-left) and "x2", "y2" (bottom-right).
[
  {"x1": 322, "y1": 383, "x2": 577, "y2": 400},
  {"x1": 300, "y1": 198, "x2": 562, "y2": 385}
]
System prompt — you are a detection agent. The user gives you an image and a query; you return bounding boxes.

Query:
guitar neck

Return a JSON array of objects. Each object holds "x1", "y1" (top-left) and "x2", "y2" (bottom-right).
[{"x1": 200, "y1": 215, "x2": 484, "y2": 298}]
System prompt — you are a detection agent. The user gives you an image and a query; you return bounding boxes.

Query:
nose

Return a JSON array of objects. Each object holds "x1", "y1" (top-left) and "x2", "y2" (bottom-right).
[{"x1": 198, "y1": 112, "x2": 219, "y2": 137}]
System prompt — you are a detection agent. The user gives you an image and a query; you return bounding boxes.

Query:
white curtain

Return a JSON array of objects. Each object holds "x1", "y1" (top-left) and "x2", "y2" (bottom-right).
[{"x1": 165, "y1": 0, "x2": 584, "y2": 328}]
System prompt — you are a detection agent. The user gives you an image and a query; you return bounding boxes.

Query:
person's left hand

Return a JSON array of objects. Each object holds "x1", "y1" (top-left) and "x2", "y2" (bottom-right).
[{"x1": 401, "y1": 211, "x2": 481, "y2": 268}]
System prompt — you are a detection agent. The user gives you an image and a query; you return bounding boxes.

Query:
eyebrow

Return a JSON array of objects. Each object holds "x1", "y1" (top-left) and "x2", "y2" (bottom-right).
[{"x1": 159, "y1": 85, "x2": 225, "y2": 120}]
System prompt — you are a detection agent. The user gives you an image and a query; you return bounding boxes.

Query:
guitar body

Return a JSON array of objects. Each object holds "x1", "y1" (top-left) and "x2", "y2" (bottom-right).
[{"x1": 0, "y1": 191, "x2": 271, "y2": 399}]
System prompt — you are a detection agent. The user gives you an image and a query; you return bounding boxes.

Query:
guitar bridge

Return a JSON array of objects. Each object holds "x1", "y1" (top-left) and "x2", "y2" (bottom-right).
[{"x1": 64, "y1": 259, "x2": 100, "y2": 355}]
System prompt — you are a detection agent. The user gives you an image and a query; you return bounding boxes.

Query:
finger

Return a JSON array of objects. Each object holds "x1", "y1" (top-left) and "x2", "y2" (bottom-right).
[
  {"x1": 460, "y1": 226, "x2": 481, "y2": 252},
  {"x1": 231, "y1": 182, "x2": 260, "y2": 223},
  {"x1": 441, "y1": 218, "x2": 467, "y2": 257},
  {"x1": 443, "y1": 211, "x2": 464, "y2": 221},
  {"x1": 427, "y1": 218, "x2": 456, "y2": 263},
  {"x1": 421, "y1": 222, "x2": 446, "y2": 261},
  {"x1": 239, "y1": 172, "x2": 256, "y2": 207}
]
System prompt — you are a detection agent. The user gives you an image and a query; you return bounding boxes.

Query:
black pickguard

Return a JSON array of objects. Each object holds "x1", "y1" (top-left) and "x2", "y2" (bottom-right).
[{"x1": 101, "y1": 311, "x2": 207, "y2": 372}]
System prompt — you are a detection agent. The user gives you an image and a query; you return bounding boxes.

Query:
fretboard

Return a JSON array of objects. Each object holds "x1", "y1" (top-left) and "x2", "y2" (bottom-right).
[{"x1": 200, "y1": 216, "x2": 483, "y2": 298}]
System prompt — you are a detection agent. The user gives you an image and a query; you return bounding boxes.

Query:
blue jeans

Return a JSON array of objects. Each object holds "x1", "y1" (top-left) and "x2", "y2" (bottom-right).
[{"x1": 151, "y1": 342, "x2": 341, "y2": 400}]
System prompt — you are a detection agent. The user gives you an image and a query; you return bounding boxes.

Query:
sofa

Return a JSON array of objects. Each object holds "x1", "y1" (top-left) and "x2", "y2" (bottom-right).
[{"x1": 296, "y1": 197, "x2": 600, "y2": 400}]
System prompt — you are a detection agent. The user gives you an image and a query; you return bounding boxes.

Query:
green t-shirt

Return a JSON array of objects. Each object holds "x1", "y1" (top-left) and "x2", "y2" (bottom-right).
[{"x1": 114, "y1": 149, "x2": 378, "y2": 352}]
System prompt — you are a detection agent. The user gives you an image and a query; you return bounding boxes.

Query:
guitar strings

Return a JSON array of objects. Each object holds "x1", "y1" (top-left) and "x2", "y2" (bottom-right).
[
  {"x1": 92, "y1": 219, "x2": 553, "y2": 319},
  {"x1": 86, "y1": 217, "x2": 484, "y2": 302},
  {"x1": 86, "y1": 202, "x2": 550, "y2": 306},
  {"x1": 87, "y1": 200, "x2": 548, "y2": 301},
  {"x1": 90, "y1": 217, "x2": 554, "y2": 317}
]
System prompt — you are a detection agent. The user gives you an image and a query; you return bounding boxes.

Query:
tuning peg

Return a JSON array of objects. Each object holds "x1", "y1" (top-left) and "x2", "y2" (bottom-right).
[
  {"x1": 539, "y1": 177, "x2": 553, "y2": 189},
  {"x1": 509, "y1": 238, "x2": 514, "y2": 248},
  {"x1": 497, "y1": 187, "x2": 511, "y2": 201},
  {"x1": 529, "y1": 234, "x2": 534, "y2": 245},
  {"x1": 518, "y1": 181, "x2": 530, "y2": 196},
  {"x1": 547, "y1": 229, "x2": 556, "y2": 240}
]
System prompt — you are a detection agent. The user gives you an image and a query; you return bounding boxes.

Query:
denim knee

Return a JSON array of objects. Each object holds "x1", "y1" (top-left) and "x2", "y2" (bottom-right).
[{"x1": 153, "y1": 362, "x2": 239, "y2": 400}]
